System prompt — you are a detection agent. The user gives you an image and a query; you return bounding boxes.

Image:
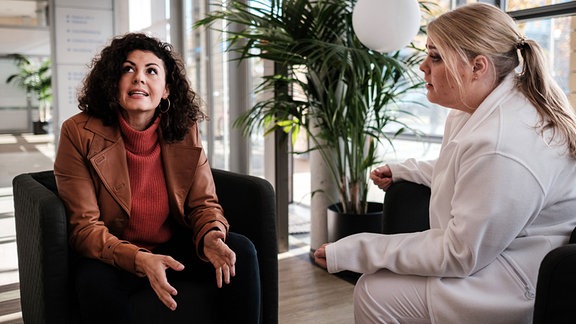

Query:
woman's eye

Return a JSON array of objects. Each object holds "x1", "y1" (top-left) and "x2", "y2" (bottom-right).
[
  {"x1": 429, "y1": 54, "x2": 442, "y2": 63},
  {"x1": 122, "y1": 66, "x2": 134, "y2": 73},
  {"x1": 147, "y1": 67, "x2": 158, "y2": 75}
]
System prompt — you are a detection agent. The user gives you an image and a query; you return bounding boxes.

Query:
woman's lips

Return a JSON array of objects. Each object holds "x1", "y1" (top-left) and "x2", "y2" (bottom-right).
[{"x1": 128, "y1": 90, "x2": 149, "y2": 96}]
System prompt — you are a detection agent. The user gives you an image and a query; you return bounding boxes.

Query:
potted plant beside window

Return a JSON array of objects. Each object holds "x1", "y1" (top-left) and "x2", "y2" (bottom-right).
[
  {"x1": 6, "y1": 54, "x2": 52, "y2": 135},
  {"x1": 195, "y1": 0, "x2": 429, "y2": 243}
]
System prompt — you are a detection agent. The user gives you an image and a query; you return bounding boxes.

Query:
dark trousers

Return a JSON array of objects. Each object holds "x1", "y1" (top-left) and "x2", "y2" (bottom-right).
[{"x1": 74, "y1": 232, "x2": 261, "y2": 324}]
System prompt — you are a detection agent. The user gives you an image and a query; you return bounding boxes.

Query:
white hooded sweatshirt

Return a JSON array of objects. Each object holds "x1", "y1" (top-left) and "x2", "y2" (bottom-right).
[{"x1": 326, "y1": 74, "x2": 576, "y2": 323}]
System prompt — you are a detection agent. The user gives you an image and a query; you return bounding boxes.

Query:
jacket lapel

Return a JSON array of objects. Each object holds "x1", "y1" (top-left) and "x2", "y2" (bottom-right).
[
  {"x1": 161, "y1": 139, "x2": 202, "y2": 214},
  {"x1": 85, "y1": 117, "x2": 132, "y2": 215},
  {"x1": 82, "y1": 116, "x2": 203, "y2": 217}
]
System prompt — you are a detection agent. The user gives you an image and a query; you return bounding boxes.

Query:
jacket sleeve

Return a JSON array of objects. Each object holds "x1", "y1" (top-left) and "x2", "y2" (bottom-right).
[
  {"x1": 54, "y1": 117, "x2": 144, "y2": 274},
  {"x1": 177, "y1": 126, "x2": 229, "y2": 261},
  {"x1": 188, "y1": 154, "x2": 229, "y2": 260}
]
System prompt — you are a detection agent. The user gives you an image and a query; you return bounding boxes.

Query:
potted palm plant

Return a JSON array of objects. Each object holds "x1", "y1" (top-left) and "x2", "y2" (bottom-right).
[
  {"x1": 195, "y1": 0, "x2": 428, "y2": 241},
  {"x1": 6, "y1": 54, "x2": 52, "y2": 134}
]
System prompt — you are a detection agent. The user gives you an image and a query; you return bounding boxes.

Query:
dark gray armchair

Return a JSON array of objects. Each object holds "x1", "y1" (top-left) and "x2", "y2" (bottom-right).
[
  {"x1": 13, "y1": 169, "x2": 278, "y2": 324},
  {"x1": 383, "y1": 181, "x2": 576, "y2": 324}
]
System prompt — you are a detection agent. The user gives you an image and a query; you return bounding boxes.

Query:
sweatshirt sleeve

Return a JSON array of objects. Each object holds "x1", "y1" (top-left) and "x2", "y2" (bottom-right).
[
  {"x1": 326, "y1": 153, "x2": 544, "y2": 277},
  {"x1": 388, "y1": 158, "x2": 436, "y2": 187}
]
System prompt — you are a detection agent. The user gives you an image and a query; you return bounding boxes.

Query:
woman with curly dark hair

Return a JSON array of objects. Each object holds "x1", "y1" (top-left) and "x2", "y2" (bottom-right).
[
  {"x1": 54, "y1": 32, "x2": 260, "y2": 323},
  {"x1": 77, "y1": 32, "x2": 202, "y2": 141}
]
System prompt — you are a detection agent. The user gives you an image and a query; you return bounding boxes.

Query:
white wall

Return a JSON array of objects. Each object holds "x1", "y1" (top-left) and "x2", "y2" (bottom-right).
[{"x1": 0, "y1": 59, "x2": 31, "y2": 133}]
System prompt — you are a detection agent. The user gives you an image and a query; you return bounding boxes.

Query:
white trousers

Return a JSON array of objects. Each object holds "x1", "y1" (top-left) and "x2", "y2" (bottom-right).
[{"x1": 353, "y1": 270, "x2": 432, "y2": 324}]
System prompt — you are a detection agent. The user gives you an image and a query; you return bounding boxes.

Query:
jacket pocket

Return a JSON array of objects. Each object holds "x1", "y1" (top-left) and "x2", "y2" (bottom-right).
[{"x1": 498, "y1": 252, "x2": 536, "y2": 300}]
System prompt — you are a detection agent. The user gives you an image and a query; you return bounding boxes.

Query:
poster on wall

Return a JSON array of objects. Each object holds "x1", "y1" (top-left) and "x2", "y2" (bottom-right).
[
  {"x1": 52, "y1": 1, "x2": 114, "y2": 132},
  {"x1": 55, "y1": 64, "x2": 90, "y2": 120},
  {"x1": 54, "y1": 7, "x2": 113, "y2": 65}
]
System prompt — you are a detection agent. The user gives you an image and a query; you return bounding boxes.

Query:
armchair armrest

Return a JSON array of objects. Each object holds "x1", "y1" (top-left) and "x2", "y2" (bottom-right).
[
  {"x1": 383, "y1": 181, "x2": 430, "y2": 234},
  {"x1": 13, "y1": 171, "x2": 73, "y2": 324},
  {"x1": 533, "y1": 244, "x2": 576, "y2": 324},
  {"x1": 211, "y1": 168, "x2": 278, "y2": 324}
]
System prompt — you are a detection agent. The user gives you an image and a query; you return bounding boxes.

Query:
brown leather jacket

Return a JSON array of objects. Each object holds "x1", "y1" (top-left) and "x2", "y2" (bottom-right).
[{"x1": 54, "y1": 112, "x2": 229, "y2": 274}]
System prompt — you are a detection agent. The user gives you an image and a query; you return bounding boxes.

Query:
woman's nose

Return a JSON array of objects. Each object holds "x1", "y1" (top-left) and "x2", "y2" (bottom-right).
[
  {"x1": 132, "y1": 73, "x2": 145, "y2": 84},
  {"x1": 419, "y1": 60, "x2": 428, "y2": 73}
]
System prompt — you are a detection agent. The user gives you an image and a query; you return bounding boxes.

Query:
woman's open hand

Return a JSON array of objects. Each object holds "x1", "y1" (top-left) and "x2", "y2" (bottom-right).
[
  {"x1": 203, "y1": 230, "x2": 236, "y2": 288},
  {"x1": 135, "y1": 251, "x2": 184, "y2": 311}
]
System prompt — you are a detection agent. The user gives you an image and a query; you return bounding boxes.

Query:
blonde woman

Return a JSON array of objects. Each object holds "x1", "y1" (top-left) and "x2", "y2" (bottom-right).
[{"x1": 314, "y1": 3, "x2": 576, "y2": 323}]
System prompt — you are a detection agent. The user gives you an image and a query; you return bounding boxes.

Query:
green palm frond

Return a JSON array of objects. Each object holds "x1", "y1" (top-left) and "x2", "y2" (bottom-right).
[
  {"x1": 5, "y1": 54, "x2": 52, "y2": 102},
  {"x1": 196, "y1": 0, "x2": 431, "y2": 214}
]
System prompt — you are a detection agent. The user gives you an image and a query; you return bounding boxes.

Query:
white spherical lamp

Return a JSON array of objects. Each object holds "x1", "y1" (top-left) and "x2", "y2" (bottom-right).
[{"x1": 352, "y1": 0, "x2": 421, "y2": 52}]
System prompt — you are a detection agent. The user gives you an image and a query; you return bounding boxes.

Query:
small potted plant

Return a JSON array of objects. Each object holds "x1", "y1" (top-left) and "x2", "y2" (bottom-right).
[{"x1": 6, "y1": 53, "x2": 52, "y2": 134}]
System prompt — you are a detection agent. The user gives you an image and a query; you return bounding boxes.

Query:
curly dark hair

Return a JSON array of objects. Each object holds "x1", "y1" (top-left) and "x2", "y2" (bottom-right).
[{"x1": 78, "y1": 32, "x2": 205, "y2": 142}]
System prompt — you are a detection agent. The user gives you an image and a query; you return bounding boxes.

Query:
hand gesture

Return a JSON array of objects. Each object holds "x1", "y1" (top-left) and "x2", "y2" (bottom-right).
[
  {"x1": 203, "y1": 230, "x2": 237, "y2": 288},
  {"x1": 314, "y1": 243, "x2": 330, "y2": 269},
  {"x1": 370, "y1": 165, "x2": 393, "y2": 191},
  {"x1": 134, "y1": 251, "x2": 185, "y2": 310}
]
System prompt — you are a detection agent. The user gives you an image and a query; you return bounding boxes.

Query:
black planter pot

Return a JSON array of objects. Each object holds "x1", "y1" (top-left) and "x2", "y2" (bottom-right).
[
  {"x1": 33, "y1": 121, "x2": 49, "y2": 135},
  {"x1": 327, "y1": 202, "x2": 384, "y2": 242}
]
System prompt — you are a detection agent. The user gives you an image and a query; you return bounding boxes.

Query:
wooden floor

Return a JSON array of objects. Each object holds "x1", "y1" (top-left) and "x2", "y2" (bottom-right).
[{"x1": 278, "y1": 248, "x2": 355, "y2": 323}]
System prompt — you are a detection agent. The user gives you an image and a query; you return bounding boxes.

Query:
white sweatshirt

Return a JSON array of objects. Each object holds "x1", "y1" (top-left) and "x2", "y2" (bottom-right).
[{"x1": 326, "y1": 74, "x2": 576, "y2": 323}]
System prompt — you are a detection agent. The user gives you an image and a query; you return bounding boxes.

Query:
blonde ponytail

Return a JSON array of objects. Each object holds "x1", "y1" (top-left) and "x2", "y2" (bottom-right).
[{"x1": 516, "y1": 39, "x2": 576, "y2": 158}]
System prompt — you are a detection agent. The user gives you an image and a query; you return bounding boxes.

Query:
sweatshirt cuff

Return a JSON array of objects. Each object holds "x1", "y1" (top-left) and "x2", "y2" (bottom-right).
[{"x1": 325, "y1": 243, "x2": 339, "y2": 274}]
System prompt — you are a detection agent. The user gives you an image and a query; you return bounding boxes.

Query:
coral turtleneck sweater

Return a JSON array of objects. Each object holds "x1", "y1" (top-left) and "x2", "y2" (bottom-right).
[{"x1": 119, "y1": 115, "x2": 172, "y2": 250}]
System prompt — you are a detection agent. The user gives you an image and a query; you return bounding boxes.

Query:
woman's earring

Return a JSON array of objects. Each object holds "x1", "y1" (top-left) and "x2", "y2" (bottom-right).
[{"x1": 160, "y1": 98, "x2": 171, "y2": 113}]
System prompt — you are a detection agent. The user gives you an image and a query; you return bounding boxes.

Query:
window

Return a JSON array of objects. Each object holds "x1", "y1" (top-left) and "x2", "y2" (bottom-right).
[
  {"x1": 518, "y1": 16, "x2": 572, "y2": 94},
  {"x1": 509, "y1": 2, "x2": 576, "y2": 108},
  {"x1": 507, "y1": 0, "x2": 573, "y2": 11},
  {"x1": 127, "y1": 0, "x2": 171, "y2": 42},
  {"x1": 184, "y1": 0, "x2": 266, "y2": 174}
]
